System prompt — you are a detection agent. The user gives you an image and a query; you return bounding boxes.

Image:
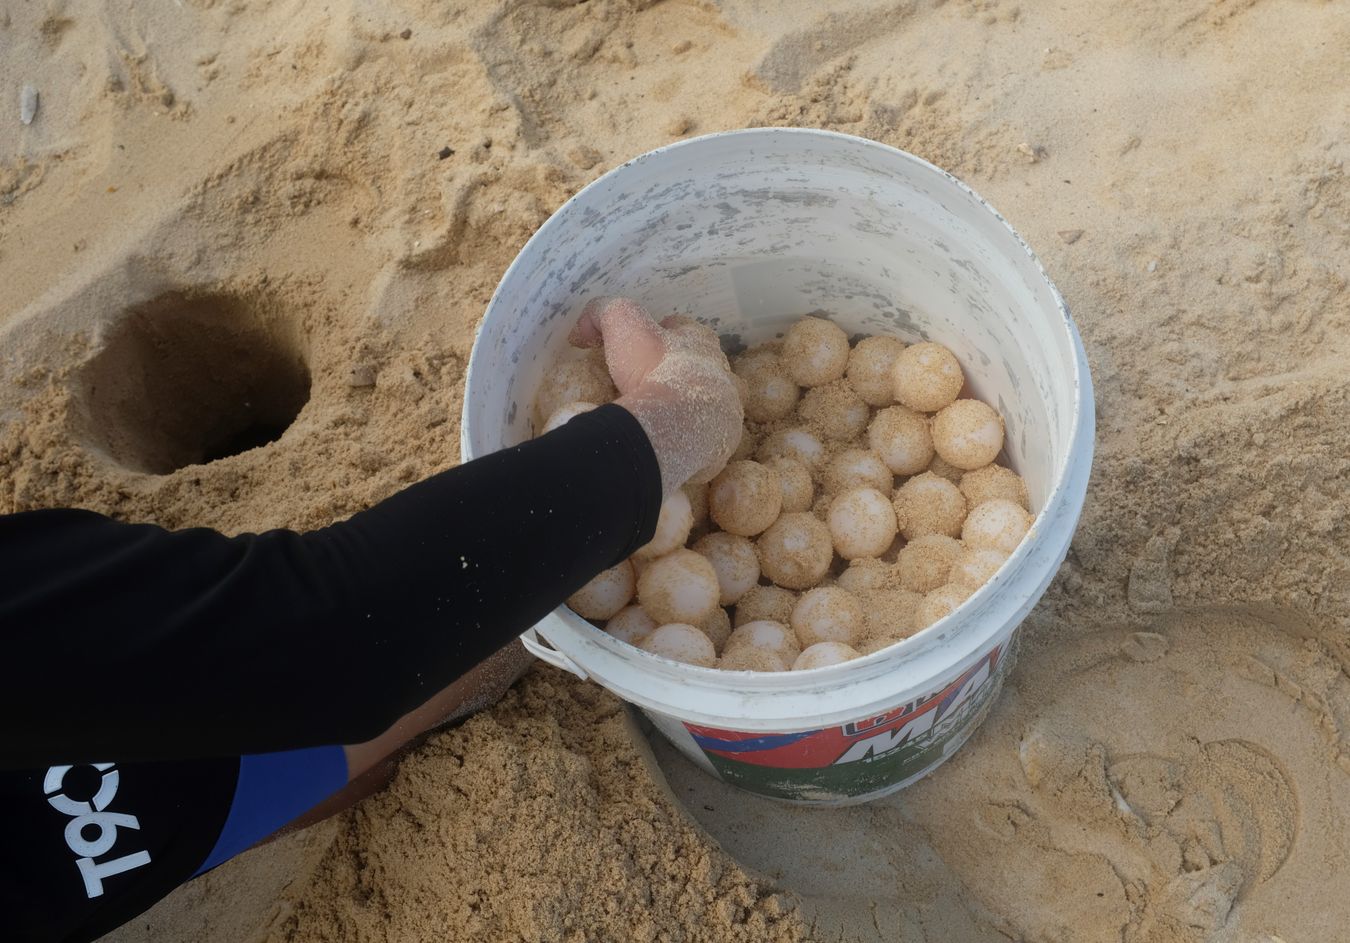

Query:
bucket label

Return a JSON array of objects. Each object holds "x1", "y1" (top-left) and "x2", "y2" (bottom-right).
[{"x1": 685, "y1": 646, "x2": 1007, "y2": 801}]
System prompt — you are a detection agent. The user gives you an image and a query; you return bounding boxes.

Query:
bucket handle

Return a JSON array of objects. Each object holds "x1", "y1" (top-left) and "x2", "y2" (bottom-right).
[{"x1": 521, "y1": 626, "x2": 590, "y2": 680}]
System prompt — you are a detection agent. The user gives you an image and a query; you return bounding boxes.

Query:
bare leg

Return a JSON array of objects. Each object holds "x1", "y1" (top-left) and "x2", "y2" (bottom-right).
[{"x1": 276, "y1": 641, "x2": 531, "y2": 834}]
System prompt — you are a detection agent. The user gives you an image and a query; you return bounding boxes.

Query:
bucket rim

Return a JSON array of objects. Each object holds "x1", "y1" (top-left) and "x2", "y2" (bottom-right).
[{"x1": 462, "y1": 127, "x2": 1095, "y2": 723}]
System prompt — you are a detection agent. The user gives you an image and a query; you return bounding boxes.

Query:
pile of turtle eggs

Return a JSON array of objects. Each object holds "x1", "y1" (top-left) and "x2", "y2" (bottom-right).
[{"x1": 536, "y1": 316, "x2": 1033, "y2": 672}]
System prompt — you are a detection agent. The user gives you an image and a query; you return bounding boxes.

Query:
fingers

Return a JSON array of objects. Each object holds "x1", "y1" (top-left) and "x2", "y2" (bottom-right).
[
  {"x1": 572, "y1": 296, "x2": 668, "y2": 394},
  {"x1": 568, "y1": 297, "x2": 613, "y2": 348}
]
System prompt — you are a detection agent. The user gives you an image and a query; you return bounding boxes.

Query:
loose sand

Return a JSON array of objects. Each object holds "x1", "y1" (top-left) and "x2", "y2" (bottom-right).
[{"x1": 3, "y1": 1, "x2": 1348, "y2": 941}]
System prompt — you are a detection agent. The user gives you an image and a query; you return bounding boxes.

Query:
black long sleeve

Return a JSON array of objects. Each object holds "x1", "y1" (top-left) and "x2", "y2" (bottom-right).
[{"x1": 0, "y1": 404, "x2": 661, "y2": 768}]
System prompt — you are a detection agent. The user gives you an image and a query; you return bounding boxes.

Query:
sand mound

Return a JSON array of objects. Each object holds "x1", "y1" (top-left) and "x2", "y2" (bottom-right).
[{"x1": 4, "y1": 0, "x2": 1349, "y2": 941}]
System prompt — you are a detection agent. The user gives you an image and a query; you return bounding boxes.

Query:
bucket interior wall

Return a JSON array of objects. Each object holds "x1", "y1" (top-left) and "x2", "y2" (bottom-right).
[{"x1": 478, "y1": 132, "x2": 1078, "y2": 508}]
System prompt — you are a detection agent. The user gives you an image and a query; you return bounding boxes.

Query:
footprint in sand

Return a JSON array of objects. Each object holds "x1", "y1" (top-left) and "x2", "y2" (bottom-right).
[{"x1": 648, "y1": 608, "x2": 1350, "y2": 943}]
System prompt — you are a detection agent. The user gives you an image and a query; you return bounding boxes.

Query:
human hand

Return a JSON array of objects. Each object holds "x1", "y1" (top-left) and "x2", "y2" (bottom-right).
[{"x1": 570, "y1": 297, "x2": 743, "y2": 495}]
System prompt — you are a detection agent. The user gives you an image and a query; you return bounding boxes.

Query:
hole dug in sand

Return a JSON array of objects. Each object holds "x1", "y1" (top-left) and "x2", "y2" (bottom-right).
[{"x1": 75, "y1": 290, "x2": 311, "y2": 474}]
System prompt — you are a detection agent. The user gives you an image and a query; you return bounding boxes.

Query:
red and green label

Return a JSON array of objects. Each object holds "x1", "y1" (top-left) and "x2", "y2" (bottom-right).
[{"x1": 685, "y1": 646, "x2": 1006, "y2": 801}]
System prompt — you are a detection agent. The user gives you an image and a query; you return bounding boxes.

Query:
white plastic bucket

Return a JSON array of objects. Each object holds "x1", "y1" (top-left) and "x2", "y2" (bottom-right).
[{"x1": 462, "y1": 128, "x2": 1094, "y2": 805}]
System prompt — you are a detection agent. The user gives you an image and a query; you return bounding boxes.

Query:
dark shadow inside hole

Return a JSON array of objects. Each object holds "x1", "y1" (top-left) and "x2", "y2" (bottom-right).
[{"x1": 75, "y1": 290, "x2": 311, "y2": 474}]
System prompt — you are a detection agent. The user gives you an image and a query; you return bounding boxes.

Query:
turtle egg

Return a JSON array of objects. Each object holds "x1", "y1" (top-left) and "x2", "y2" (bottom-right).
[
  {"x1": 733, "y1": 584, "x2": 797, "y2": 626},
  {"x1": 867, "y1": 406, "x2": 934, "y2": 476},
  {"x1": 692, "y1": 532, "x2": 761, "y2": 606},
  {"x1": 927, "y1": 454, "x2": 966, "y2": 484},
  {"x1": 790, "y1": 586, "x2": 865, "y2": 647},
  {"x1": 724, "y1": 619, "x2": 802, "y2": 664},
  {"x1": 961, "y1": 499, "x2": 1033, "y2": 554},
  {"x1": 950, "y1": 546, "x2": 1010, "y2": 590},
  {"x1": 684, "y1": 480, "x2": 710, "y2": 525},
  {"x1": 798, "y1": 383, "x2": 870, "y2": 440},
  {"x1": 767, "y1": 457, "x2": 814, "y2": 513},
  {"x1": 836, "y1": 557, "x2": 892, "y2": 594},
  {"x1": 639, "y1": 624, "x2": 717, "y2": 667},
  {"x1": 543, "y1": 401, "x2": 598, "y2": 434},
  {"x1": 892, "y1": 472, "x2": 968, "y2": 540},
  {"x1": 605, "y1": 605, "x2": 657, "y2": 645},
  {"x1": 636, "y1": 549, "x2": 721, "y2": 625},
  {"x1": 959, "y1": 464, "x2": 1030, "y2": 511},
  {"x1": 915, "y1": 584, "x2": 972, "y2": 628},
  {"x1": 891, "y1": 342, "x2": 963, "y2": 413},
  {"x1": 709, "y1": 460, "x2": 783, "y2": 536},
  {"x1": 756, "y1": 512, "x2": 834, "y2": 590},
  {"x1": 719, "y1": 646, "x2": 789, "y2": 672},
  {"x1": 792, "y1": 641, "x2": 861, "y2": 670},
  {"x1": 734, "y1": 350, "x2": 800, "y2": 422},
  {"x1": 782, "y1": 317, "x2": 850, "y2": 387},
  {"x1": 846, "y1": 335, "x2": 906, "y2": 406},
  {"x1": 535, "y1": 359, "x2": 616, "y2": 425},
  {"x1": 635, "y1": 491, "x2": 694, "y2": 558},
  {"x1": 757, "y1": 427, "x2": 827, "y2": 472},
  {"x1": 895, "y1": 534, "x2": 962, "y2": 593},
  {"x1": 700, "y1": 606, "x2": 733, "y2": 653},
  {"x1": 731, "y1": 428, "x2": 759, "y2": 462},
  {"x1": 932, "y1": 399, "x2": 1005, "y2": 470},
  {"x1": 824, "y1": 449, "x2": 893, "y2": 495},
  {"x1": 826, "y1": 487, "x2": 898, "y2": 560},
  {"x1": 568, "y1": 560, "x2": 635, "y2": 620}
]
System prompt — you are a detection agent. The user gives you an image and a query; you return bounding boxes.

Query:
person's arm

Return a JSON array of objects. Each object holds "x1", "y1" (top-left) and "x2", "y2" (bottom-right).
[{"x1": 0, "y1": 404, "x2": 660, "y2": 768}]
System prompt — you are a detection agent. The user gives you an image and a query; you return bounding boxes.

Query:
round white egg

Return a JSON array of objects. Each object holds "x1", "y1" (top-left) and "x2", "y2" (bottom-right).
[
  {"x1": 826, "y1": 487, "x2": 899, "y2": 560},
  {"x1": 567, "y1": 560, "x2": 635, "y2": 620},
  {"x1": 638, "y1": 624, "x2": 717, "y2": 667},
  {"x1": 792, "y1": 641, "x2": 861, "y2": 670},
  {"x1": 635, "y1": 491, "x2": 694, "y2": 558}
]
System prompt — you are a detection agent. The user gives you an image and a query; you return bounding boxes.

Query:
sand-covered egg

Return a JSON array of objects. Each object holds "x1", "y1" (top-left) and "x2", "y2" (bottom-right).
[
  {"x1": 734, "y1": 348, "x2": 800, "y2": 422},
  {"x1": 962, "y1": 498, "x2": 1033, "y2": 553},
  {"x1": 638, "y1": 623, "x2": 717, "y2": 667},
  {"x1": 567, "y1": 560, "x2": 635, "y2": 620},
  {"x1": 542, "y1": 401, "x2": 598, "y2": 434},
  {"x1": 605, "y1": 605, "x2": 657, "y2": 645},
  {"x1": 826, "y1": 487, "x2": 898, "y2": 560},
  {"x1": 859, "y1": 588, "x2": 924, "y2": 647},
  {"x1": 836, "y1": 557, "x2": 893, "y2": 594},
  {"x1": 824, "y1": 449, "x2": 893, "y2": 495},
  {"x1": 767, "y1": 457, "x2": 814, "y2": 513},
  {"x1": 709, "y1": 460, "x2": 783, "y2": 536},
  {"x1": 790, "y1": 586, "x2": 865, "y2": 647},
  {"x1": 892, "y1": 341, "x2": 963, "y2": 413},
  {"x1": 757, "y1": 427, "x2": 826, "y2": 472},
  {"x1": 700, "y1": 606, "x2": 733, "y2": 653},
  {"x1": 718, "y1": 646, "x2": 789, "y2": 672},
  {"x1": 893, "y1": 472, "x2": 968, "y2": 540},
  {"x1": 636, "y1": 549, "x2": 720, "y2": 625},
  {"x1": 867, "y1": 405, "x2": 934, "y2": 476},
  {"x1": 635, "y1": 490, "x2": 694, "y2": 558},
  {"x1": 927, "y1": 454, "x2": 966, "y2": 484},
  {"x1": 733, "y1": 585, "x2": 797, "y2": 626},
  {"x1": 846, "y1": 335, "x2": 905, "y2": 406},
  {"x1": 798, "y1": 382, "x2": 870, "y2": 441},
  {"x1": 792, "y1": 641, "x2": 861, "y2": 670},
  {"x1": 932, "y1": 399, "x2": 1005, "y2": 470},
  {"x1": 684, "y1": 480, "x2": 710, "y2": 525},
  {"x1": 757, "y1": 512, "x2": 834, "y2": 590},
  {"x1": 535, "y1": 358, "x2": 616, "y2": 425},
  {"x1": 692, "y1": 531, "x2": 761, "y2": 606},
  {"x1": 895, "y1": 534, "x2": 962, "y2": 593},
  {"x1": 915, "y1": 584, "x2": 971, "y2": 628},
  {"x1": 950, "y1": 545, "x2": 1010, "y2": 590},
  {"x1": 724, "y1": 619, "x2": 802, "y2": 664},
  {"x1": 782, "y1": 316, "x2": 850, "y2": 387},
  {"x1": 959, "y1": 464, "x2": 1030, "y2": 511}
]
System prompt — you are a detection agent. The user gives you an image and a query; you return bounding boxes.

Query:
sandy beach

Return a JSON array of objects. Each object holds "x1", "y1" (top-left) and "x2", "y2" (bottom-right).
[{"x1": 4, "y1": 1, "x2": 1348, "y2": 940}]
